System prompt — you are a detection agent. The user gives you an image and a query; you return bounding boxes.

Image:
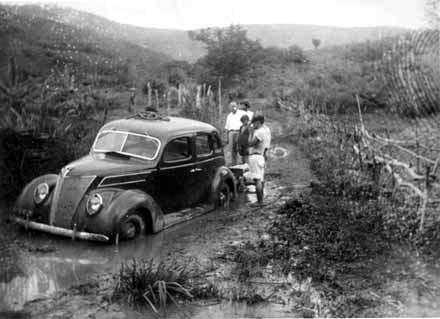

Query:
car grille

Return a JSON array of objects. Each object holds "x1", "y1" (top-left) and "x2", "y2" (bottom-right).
[{"x1": 49, "y1": 175, "x2": 95, "y2": 228}]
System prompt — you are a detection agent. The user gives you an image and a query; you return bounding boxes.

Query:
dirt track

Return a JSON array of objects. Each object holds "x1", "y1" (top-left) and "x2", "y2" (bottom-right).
[{"x1": 0, "y1": 117, "x2": 316, "y2": 318}]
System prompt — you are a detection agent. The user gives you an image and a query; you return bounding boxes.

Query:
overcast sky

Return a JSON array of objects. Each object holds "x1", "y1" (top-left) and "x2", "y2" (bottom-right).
[{"x1": 2, "y1": 0, "x2": 428, "y2": 29}]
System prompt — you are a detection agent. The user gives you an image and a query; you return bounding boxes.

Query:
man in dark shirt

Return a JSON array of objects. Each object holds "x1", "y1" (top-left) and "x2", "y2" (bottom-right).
[{"x1": 237, "y1": 114, "x2": 250, "y2": 163}]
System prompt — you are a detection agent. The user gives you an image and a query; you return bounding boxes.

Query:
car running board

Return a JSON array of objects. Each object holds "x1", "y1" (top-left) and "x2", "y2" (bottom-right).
[{"x1": 163, "y1": 204, "x2": 215, "y2": 230}]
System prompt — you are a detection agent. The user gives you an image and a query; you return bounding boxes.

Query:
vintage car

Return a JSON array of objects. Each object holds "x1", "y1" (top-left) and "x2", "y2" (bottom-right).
[{"x1": 13, "y1": 112, "x2": 237, "y2": 242}]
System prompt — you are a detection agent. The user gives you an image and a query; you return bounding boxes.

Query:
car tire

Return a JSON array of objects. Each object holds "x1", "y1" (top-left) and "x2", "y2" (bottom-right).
[
  {"x1": 216, "y1": 181, "x2": 231, "y2": 209},
  {"x1": 119, "y1": 212, "x2": 146, "y2": 241}
]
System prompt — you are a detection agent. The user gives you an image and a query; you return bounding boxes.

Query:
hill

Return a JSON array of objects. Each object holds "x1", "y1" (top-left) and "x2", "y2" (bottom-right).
[
  {"x1": 6, "y1": 4, "x2": 206, "y2": 63},
  {"x1": 243, "y1": 24, "x2": 408, "y2": 50},
  {"x1": 0, "y1": 4, "x2": 171, "y2": 87},
  {"x1": 5, "y1": 4, "x2": 408, "y2": 63}
]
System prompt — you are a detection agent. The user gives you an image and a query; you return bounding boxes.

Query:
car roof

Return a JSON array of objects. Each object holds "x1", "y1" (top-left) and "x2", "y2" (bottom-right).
[{"x1": 100, "y1": 116, "x2": 217, "y2": 141}]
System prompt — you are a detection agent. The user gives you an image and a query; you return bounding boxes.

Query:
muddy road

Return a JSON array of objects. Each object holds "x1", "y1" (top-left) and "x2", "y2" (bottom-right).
[{"x1": 0, "y1": 119, "x2": 316, "y2": 317}]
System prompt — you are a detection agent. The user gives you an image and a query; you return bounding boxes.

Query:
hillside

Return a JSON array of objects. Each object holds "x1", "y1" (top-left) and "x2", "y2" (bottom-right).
[
  {"x1": 5, "y1": 4, "x2": 407, "y2": 63},
  {"x1": 0, "y1": 4, "x2": 171, "y2": 87},
  {"x1": 6, "y1": 4, "x2": 206, "y2": 62},
  {"x1": 244, "y1": 24, "x2": 408, "y2": 50}
]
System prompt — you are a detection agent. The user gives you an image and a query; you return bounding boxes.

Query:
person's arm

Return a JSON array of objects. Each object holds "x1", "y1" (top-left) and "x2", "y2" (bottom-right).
[
  {"x1": 263, "y1": 148, "x2": 269, "y2": 160},
  {"x1": 248, "y1": 127, "x2": 261, "y2": 147}
]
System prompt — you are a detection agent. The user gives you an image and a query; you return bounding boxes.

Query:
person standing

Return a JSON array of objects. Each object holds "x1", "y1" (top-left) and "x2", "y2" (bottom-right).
[
  {"x1": 240, "y1": 101, "x2": 254, "y2": 122},
  {"x1": 224, "y1": 102, "x2": 246, "y2": 166},
  {"x1": 248, "y1": 115, "x2": 271, "y2": 205},
  {"x1": 237, "y1": 114, "x2": 251, "y2": 163}
]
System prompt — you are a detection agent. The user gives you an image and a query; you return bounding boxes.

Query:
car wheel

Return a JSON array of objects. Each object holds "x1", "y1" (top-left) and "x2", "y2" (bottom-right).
[
  {"x1": 217, "y1": 181, "x2": 231, "y2": 209},
  {"x1": 119, "y1": 213, "x2": 145, "y2": 240}
]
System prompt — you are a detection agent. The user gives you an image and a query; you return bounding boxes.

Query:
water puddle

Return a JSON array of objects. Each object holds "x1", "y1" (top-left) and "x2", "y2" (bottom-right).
[{"x1": 0, "y1": 183, "x2": 285, "y2": 313}]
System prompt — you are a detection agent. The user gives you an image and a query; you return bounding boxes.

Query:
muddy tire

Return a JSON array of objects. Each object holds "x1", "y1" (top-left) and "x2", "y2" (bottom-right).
[
  {"x1": 216, "y1": 181, "x2": 231, "y2": 209},
  {"x1": 119, "y1": 212, "x2": 145, "y2": 241}
]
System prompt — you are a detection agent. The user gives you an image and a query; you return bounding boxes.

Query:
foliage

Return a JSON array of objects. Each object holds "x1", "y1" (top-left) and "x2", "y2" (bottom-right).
[
  {"x1": 142, "y1": 77, "x2": 167, "y2": 96},
  {"x1": 312, "y1": 38, "x2": 321, "y2": 49},
  {"x1": 0, "y1": 62, "x2": 117, "y2": 203},
  {"x1": 163, "y1": 61, "x2": 192, "y2": 87},
  {"x1": 189, "y1": 25, "x2": 263, "y2": 87},
  {"x1": 261, "y1": 45, "x2": 308, "y2": 66},
  {"x1": 113, "y1": 259, "x2": 193, "y2": 314}
]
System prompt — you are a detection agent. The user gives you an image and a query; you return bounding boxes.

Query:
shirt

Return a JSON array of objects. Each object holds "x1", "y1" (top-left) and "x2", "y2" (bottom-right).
[
  {"x1": 249, "y1": 125, "x2": 271, "y2": 155},
  {"x1": 225, "y1": 109, "x2": 247, "y2": 131},
  {"x1": 245, "y1": 110, "x2": 254, "y2": 121},
  {"x1": 237, "y1": 124, "x2": 250, "y2": 156},
  {"x1": 262, "y1": 124, "x2": 271, "y2": 151}
]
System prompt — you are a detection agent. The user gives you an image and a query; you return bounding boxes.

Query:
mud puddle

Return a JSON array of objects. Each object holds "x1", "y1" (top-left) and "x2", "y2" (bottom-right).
[{"x1": 0, "y1": 181, "x2": 285, "y2": 313}]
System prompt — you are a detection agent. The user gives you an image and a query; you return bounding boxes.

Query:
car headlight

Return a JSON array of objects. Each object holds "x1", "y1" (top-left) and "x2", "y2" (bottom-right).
[
  {"x1": 86, "y1": 193, "x2": 103, "y2": 216},
  {"x1": 34, "y1": 183, "x2": 49, "y2": 204}
]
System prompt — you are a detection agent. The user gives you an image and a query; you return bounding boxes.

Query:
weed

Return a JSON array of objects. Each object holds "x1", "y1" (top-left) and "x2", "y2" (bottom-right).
[{"x1": 112, "y1": 259, "x2": 194, "y2": 314}]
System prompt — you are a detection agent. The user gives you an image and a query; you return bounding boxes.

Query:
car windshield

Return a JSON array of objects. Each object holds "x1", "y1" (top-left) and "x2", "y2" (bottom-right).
[{"x1": 93, "y1": 130, "x2": 160, "y2": 160}]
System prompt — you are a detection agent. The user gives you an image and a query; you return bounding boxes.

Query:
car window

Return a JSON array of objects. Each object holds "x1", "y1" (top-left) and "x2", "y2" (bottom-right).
[
  {"x1": 94, "y1": 131, "x2": 126, "y2": 151},
  {"x1": 163, "y1": 137, "x2": 192, "y2": 162},
  {"x1": 195, "y1": 134, "x2": 213, "y2": 158},
  {"x1": 121, "y1": 134, "x2": 159, "y2": 159},
  {"x1": 93, "y1": 131, "x2": 160, "y2": 160}
]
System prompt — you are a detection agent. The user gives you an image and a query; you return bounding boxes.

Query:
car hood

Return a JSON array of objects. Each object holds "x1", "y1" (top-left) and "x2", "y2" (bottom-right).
[{"x1": 63, "y1": 154, "x2": 156, "y2": 177}]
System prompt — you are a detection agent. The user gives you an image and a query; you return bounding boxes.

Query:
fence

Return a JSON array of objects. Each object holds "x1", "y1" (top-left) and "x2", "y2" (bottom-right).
[{"x1": 353, "y1": 95, "x2": 440, "y2": 231}]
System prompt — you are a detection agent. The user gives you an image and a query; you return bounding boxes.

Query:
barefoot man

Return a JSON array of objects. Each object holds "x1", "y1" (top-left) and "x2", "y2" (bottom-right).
[{"x1": 248, "y1": 114, "x2": 271, "y2": 205}]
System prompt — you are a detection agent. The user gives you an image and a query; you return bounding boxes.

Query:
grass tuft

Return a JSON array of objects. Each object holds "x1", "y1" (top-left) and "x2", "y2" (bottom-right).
[{"x1": 112, "y1": 259, "x2": 194, "y2": 314}]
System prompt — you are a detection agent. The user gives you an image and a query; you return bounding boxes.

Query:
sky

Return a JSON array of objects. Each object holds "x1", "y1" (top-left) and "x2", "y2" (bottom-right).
[{"x1": 2, "y1": 0, "x2": 428, "y2": 30}]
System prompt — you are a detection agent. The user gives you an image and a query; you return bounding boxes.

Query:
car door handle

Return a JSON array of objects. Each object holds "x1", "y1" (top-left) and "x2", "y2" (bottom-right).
[{"x1": 190, "y1": 168, "x2": 203, "y2": 173}]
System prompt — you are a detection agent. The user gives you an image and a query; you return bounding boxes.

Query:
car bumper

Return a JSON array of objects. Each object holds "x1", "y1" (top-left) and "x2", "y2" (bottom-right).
[{"x1": 13, "y1": 217, "x2": 110, "y2": 242}]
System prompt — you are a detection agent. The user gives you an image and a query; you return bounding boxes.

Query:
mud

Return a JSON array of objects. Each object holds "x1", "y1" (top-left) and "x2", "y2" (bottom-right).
[
  {"x1": 4, "y1": 114, "x2": 439, "y2": 318},
  {"x1": 0, "y1": 115, "x2": 314, "y2": 318}
]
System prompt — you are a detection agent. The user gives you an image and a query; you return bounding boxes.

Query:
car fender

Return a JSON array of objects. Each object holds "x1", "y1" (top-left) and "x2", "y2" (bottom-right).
[
  {"x1": 14, "y1": 174, "x2": 58, "y2": 211},
  {"x1": 209, "y1": 166, "x2": 237, "y2": 203},
  {"x1": 105, "y1": 189, "x2": 164, "y2": 234}
]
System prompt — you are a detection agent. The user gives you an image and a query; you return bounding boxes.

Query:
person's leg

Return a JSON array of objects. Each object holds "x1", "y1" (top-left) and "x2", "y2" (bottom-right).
[
  {"x1": 227, "y1": 131, "x2": 234, "y2": 165},
  {"x1": 231, "y1": 132, "x2": 239, "y2": 166},
  {"x1": 255, "y1": 179, "x2": 264, "y2": 204}
]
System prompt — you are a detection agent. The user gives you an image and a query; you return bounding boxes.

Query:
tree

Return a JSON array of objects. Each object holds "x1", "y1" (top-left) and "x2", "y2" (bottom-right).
[
  {"x1": 188, "y1": 25, "x2": 263, "y2": 86},
  {"x1": 312, "y1": 38, "x2": 321, "y2": 49}
]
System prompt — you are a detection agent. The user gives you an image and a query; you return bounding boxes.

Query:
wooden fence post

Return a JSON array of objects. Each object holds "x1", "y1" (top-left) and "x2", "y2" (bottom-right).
[
  {"x1": 178, "y1": 84, "x2": 182, "y2": 108},
  {"x1": 155, "y1": 89, "x2": 159, "y2": 109},
  {"x1": 147, "y1": 82, "x2": 152, "y2": 107},
  {"x1": 167, "y1": 89, "x2": 170, "y2": 116},
  {"x1": 196, "y1": 85, "x2": 201, "y2": 109},
  {"x1": 218, "y1": 77, "x2": 222, "y2": 115},
  {"x1": 419, "y1": 165, "x2": 431, "y2": 232}
]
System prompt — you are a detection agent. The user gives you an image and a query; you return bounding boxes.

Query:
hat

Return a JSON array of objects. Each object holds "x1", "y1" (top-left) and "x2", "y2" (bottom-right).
[{"x1": 240, "y1": 101, "x2": 250, "y2": 109}]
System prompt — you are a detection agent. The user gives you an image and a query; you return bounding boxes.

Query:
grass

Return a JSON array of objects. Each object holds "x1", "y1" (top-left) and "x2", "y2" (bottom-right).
[
  {"x1": 219, "y1": 105, "x2": 439, "y2": 316},
  {"x1": 112, "y1": 259, "x2": 194, "y2": 314}
]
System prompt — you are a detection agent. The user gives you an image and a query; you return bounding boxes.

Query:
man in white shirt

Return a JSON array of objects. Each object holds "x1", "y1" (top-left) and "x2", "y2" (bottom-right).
[
  {"x1": 240, "y1": 101, "x2": 254, "y2": 122},
  {"x1": 225, "y1": 102, "x2": 246, "y2": 166},
  {"x1": 248, "y1": 114, "x2": 271, "y2": 205}
]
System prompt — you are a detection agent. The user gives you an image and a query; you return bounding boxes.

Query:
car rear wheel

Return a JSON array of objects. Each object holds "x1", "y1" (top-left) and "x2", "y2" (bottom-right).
[
  {"x1": 217, "y1": 181, "x2": 231, "y2": 209},
  {"x1": 119, "y1": 212, "x2": 146, "y2": 240}
]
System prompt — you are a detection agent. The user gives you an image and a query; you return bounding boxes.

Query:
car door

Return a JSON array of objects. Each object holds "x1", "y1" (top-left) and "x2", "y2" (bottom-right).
[
  {"x1": 192, "y1": 132, "x2": 225, "y2": 204},
  {"x1": 156, "y1": 135, "x2": 199, "y2": 213}
]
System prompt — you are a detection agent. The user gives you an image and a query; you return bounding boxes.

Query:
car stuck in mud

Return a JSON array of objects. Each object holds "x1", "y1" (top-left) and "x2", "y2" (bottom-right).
[{"x1": 13, "y1": 111, "x2": 237, "y2": 242}]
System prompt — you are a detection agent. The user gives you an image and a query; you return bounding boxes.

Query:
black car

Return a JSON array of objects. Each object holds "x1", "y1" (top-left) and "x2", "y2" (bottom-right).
[{"x1": 13, "y1": 112, "x2": 237, "y2": 242}]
